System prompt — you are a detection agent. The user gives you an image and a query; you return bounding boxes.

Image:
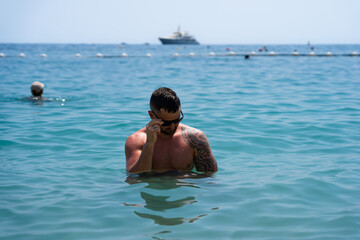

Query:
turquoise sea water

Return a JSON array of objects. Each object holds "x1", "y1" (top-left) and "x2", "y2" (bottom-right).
[{"x1": 1, "y1": 44, "x2": 360, "y2": 239}]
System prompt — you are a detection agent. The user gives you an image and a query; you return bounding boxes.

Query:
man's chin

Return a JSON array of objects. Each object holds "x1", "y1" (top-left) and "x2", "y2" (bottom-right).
[{"x1": 161, "y1": 127, "x2": 177, "y2": 135}]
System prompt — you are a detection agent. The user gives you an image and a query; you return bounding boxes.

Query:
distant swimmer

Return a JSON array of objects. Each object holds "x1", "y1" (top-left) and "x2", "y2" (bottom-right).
[
  {"x1": 125, "y1": 87, "x2": 218, "y2": 175},
  {"x1": 31, "y1": 81, "x2": 45, "y2": 99},
  {"x1": 23, "y1": 81, "x2": 50, "y2": 102},
  {"x1": 245, "y1": 54, "x2": 250, "y2": 59}
]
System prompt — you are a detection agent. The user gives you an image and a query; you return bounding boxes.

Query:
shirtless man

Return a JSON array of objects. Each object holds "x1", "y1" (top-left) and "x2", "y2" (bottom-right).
[{"x1": 125, "y1": 87, "x2": 217, "y2": 175}]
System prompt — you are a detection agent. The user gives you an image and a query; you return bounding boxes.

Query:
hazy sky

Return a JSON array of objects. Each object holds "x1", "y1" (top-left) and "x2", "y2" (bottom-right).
[{"x1": 1, "y1": 0, "x2": 359, "y2": 44}]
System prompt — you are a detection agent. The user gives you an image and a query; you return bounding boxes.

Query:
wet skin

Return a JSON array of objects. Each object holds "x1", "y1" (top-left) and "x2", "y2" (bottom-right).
[{"x1": 125, "y1": 108, "x2": 217, "y2": 174}]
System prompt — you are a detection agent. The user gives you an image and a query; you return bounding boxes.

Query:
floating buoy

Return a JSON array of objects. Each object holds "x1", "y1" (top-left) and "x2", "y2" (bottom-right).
[
  {"x1": 75, "y1": 53, "x2": 81, "y2": 57},
  {"x1": 269, "y1": 51, "x2": 276, "y2": 56},
  {"x1": 96, "y1": 53, "x2": 103, "y2": 58},
  {"x1": 309, "y1": 51, "x2": 316, "y2": 56},
  {"x1": 189, "y1": 52, "x2": 195, "y2": 57},
  {"x1": 146, "y1": 53, "x2": 152, "y2": 57},
  {"x1": 0, "y1": 53, "x2": 5, "y2": 57},
  {"x1": 227, "y1": 51, "x2": 236, "y2": 56},
  {"x1": 351, "y1": 51, "x2": 358, "y2": 56},
  {"x1": 250, "y1": 51, "x2": 256, "y2": 56},
  {"x1": 259, "y1": 48, "x2": 263, "y2": 52},
  {"x1": 226, "y1": 48, "x2": 230, "y2": 51},
  {"x1": 326, "y1": 52, "x2": 332, "y2": 56},
  {"x1": 173, "y1": 53, "x2": 179, "y2": 57},
  {"x1": 121, "y1": 53, "x2": 128, "y2": 57},
  {"x1": 19, "y1": 53, "x2": 26, "y2": 58},
  {"x1": 209, "y1": 52, "x2": 215, "y2": 56},
  {"x1": 40, "y1": 53, "x2": 48, "y2": 58},
  {"x1": 292, "y1": 51, "x2": 299, "y2": 56}
]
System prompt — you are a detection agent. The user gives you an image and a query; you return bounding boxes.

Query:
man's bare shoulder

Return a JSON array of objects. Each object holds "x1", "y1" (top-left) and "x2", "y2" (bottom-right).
[
  {"x1": 180, "y1": 124, "x2": 203, "y2": 133},
  {"x1": 125, "y1": 128, "x2": 146, "y2": 147},
  {"x1": 180, "y1": 124, "x2": 208, "y2": 148}
]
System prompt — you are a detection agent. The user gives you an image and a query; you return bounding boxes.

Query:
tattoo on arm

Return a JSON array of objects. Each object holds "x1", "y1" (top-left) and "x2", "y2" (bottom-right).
[{"x1": 181, "y1": 126, "x2": 217, "y2": 172}]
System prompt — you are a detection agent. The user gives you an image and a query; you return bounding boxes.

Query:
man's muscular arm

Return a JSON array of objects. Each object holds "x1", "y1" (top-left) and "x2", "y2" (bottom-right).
[
  {"x1": 125, "y1": 135, "x2": 154, "y2": 174},
  {"x1": 125, "y1": 119, "x2": 163, "y2": 174},
  {"x1": 181, "y1": 125, "x2": 218, "y2": 173}
]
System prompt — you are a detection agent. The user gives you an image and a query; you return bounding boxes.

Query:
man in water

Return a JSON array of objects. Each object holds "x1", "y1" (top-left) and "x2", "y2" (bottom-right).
[
  {"x1": 125, "y1": 87, "x2": 218, "y2": 175},
  {"x1": 30, "y1": 81, "x2": 45, "y2": 99}
]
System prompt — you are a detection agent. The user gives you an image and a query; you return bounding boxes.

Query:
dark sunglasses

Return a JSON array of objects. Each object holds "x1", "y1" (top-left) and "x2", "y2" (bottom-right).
[{"x1": 151, "y1": 110, "x2": 184, "y2": 126}]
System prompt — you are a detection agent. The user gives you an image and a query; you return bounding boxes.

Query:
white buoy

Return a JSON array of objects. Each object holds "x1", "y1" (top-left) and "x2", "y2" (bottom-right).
[
  {"x1": 75, "y1": 53, "x2": 81, "y2": 57},
  {"x1": 209, "y1": 52, "x2": 215, "y2": 56},
  {"x1": 19, "y1": 53, "x2": 26, "y2": 58},
  {"x1": 0, "y1": 53, "x2": 5, "y2": 57},
  {"x1": 40, "y1": 53, "x2": 48, "y2": 58},
  {"x1": 173, "y1": 53, "x2": 179, "y2": 57},
  {"x1": 250, "y1": 51, "x2": 256, "y2": 56},
  {"x1": 121, "y1": 53, "x2": 128, "y2": 57},
  {"x1": 189, "y1": 52, "x2": 195, "y2": 57},
  {"x1": 351, "y1": 51, "x2": 358, "y2": 56},
  {"x1": 292, "y1": 51, "x2": 299, "y2": 56},
  {"x1": 96, "y1": 53, "x2": 103, "y2": 58},
  {"x1": 326, "y1": 52, "x2": 332, "y2": 56},
  {"x1": 269, "y1": 51, "x2": 276, "y2": 56},
  {"x1": 227, "y1": 51, "x2": 236, "y2": 56},
  {"x1": 146, "y1": 53, "x2": 152, "y2": 57},
  {"x1": 309, "y1": 51, "x2": 316, "y2": 56}
]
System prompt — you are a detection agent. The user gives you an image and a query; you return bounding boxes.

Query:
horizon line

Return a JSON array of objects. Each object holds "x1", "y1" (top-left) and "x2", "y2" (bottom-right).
[{"x1": 1, "y1": 42, "x2": 360, "y2": 45}]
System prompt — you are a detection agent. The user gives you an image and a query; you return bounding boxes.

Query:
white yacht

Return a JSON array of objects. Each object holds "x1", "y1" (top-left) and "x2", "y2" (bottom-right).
[{"x1": 159, "y1": 27, "x2": 199, "y2": 45}]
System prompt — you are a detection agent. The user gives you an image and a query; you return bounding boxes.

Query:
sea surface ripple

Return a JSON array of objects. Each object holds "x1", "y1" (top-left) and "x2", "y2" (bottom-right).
[{"x1": 1, "y1": 44, "x2": 360, "y2": 239}]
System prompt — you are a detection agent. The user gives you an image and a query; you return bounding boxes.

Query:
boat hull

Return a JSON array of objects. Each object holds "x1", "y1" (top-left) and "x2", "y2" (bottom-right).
[{"x1": 159, "y1": 38, "x2": 199, "y2": 45}]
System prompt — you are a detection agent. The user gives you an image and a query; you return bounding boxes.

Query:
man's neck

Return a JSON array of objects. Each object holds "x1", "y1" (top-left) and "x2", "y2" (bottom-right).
[{"x1": 158, "y1": 132, "x2": 175, "y2": 139}]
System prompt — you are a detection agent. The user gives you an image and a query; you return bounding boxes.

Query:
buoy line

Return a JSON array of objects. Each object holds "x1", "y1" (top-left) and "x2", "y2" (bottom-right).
[{"x1": 0, "y1": 52, "x2": 358, "y2": 58}]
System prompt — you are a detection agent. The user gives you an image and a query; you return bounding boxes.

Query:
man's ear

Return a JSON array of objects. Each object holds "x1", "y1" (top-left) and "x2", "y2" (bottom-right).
[{"x1": 148, "y1": 110, "x2": 155, "y2": 119}]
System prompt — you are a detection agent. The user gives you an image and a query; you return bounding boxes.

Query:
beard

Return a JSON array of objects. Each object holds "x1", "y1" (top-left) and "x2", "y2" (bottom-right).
[{"x1": 160, "y1": 125, "x2": 178, "y2": 135}]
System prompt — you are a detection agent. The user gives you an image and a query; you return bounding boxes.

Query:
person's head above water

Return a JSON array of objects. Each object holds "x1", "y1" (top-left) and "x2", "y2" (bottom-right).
[
  {"x1": 30, "y1": 81, "x2": 44, "y2": 97},
  {"x1": 150, "y1": 87, "x2": 181, "y2": 113},
  {"x1": 149, "y1": 87, "x2": 183, "y2": 136}
]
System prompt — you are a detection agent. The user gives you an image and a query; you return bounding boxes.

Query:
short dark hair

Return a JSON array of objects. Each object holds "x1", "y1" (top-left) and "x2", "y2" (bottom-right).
[
  {"x1": 32, "y1": 89, "x2": 43, "y2": 97},
  {"x1": 150, "y1": 87, "x2": 181, "y2": 113}
]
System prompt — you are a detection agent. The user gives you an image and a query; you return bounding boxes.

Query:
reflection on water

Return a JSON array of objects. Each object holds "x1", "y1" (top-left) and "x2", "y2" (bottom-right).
[
  {"x1": 134, "y1": 211, "x2": 208, "y2": 226},
  {"x1": 125, "y1": 170, "x2": 209, "y2": 190},
  {"x1": 124, "y1": 171, "x2": 217, "y2": 227},
  {"x1": 140, "y1": 192, "x2": 197, "y2": 212}
]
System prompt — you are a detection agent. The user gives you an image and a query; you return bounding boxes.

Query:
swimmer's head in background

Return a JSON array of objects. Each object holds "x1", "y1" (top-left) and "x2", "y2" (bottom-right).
[
  {"x1": 31, "y1": 81, "x2": 44, "y2": 97},
  {"x1": 150, "y1": 87, "x2": 181, "y2": 113}
]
